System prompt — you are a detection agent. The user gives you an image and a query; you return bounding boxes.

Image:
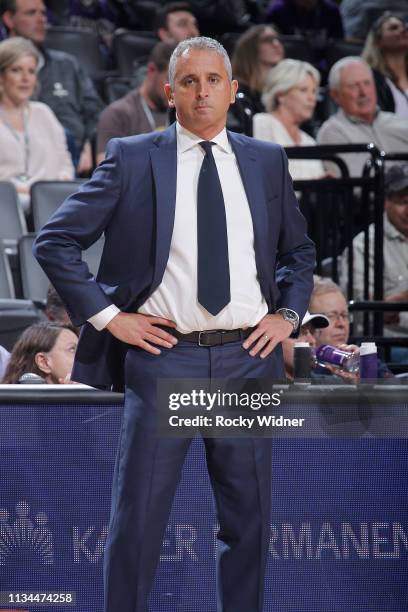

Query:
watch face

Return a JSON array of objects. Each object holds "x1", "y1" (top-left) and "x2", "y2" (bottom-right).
[{"x1": 279, "y1": 309, "x2": 298, "y2": 328}]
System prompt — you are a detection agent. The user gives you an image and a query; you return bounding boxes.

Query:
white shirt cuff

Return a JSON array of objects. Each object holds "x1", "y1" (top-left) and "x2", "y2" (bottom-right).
[{"x1": 88, "y1": 305, "x2": 121, "y2": 331}]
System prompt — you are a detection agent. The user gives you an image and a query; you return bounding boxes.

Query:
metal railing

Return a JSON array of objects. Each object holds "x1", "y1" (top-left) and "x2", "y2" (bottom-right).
[{"x1": 284, "y1": 144, "x2": 407, "y2": 343}]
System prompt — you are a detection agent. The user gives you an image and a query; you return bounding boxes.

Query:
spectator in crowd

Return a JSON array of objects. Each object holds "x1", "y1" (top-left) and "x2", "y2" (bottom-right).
[
  {"x1": 46, "y1": 0, "x2": 115, "y2": 27},
  {"x1": 96, "y1": 42, "x2": 174, "y2": 164},
  {"x1": 340, "y1": 164, "x2": 408, "y2": 338},
  {"x1": 128, "y1": 3, "x2": 198, "y2": 87},
  {"x1": 0, "y1": 37, "x2": 74, "y2": 210},
  {"x1": 49, "y1": 0, "x2": 139, "y2": 31},
  {"x1": 362, "y1": 13, "x2": 408, "y2": 119},
  {"x1": 253, "y1": 59, "x2": 325, "y2": 180},
  {"x1": 264, "y1": 0, "x2": 343, "y2": 72},
  {"x1": 190, "y1": 0, "x2": 259, "y2": 36},
  {"x1": 44, "y1": 0, "x2": 70, "y2": 24},
  {"x1": 310, "y1": 277, "x2": 353, "y2": 347},
  {"x1": 265, "y1": 0, "x2": 343, "y2": 39},
  {"x1": 317, "y1": 57, "x2": 408, "y2": 176},
  {"x1": 1, "y1": 0, "x2": 104, "y2": 172},
  {"x1": 282, "y1": 310, "x2": 329, "y2": 380},
  {"x1": 155, "y1": 3, "x2": 199, "y2": 44},
  {"x1": 231, "y1": 24, "x2": 284, "y2": 118},
  {"x1": 54, "y1": 1, "x2": 117, "y2": 60},
  {"x1": 2, "y1": 322, "x2": 78, "y2": 384},
  {"x1": 309, "y1": 277, "x2": 394, "y2": 379},
  {"x1": 340, "y1": 0, "x2": 408, "y2": 42}
]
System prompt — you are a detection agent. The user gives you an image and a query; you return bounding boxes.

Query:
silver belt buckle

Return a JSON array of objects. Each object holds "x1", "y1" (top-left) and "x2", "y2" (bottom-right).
[
  {"x1": 198, "y1": 331, "x2": 206, "y2": 347},
  {"x1": 198, "y1": 329, "x2": 220, "y2": 346}
]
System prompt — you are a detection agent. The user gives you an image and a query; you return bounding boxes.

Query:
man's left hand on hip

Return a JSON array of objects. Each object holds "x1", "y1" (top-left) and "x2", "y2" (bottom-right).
[{"x1": 242, "y1": 314, "x2": 294, "y2": 358}]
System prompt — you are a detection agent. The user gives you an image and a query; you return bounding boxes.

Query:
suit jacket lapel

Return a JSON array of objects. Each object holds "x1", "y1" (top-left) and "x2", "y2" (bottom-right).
[
  {"x1": 149, "y1": 125, "x2": 177, "y2": 291},
  {"x1": 228, "y1": 133, "x2": 269, "y2": 277},
  {"x1": 148, "y1": 127, "x2": 270, "y2": 298}
]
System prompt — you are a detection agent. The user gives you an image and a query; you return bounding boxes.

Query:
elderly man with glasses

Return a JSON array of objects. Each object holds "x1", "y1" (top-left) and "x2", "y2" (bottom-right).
[{"x1": 309, "y1": 277, "x2": 394, "y2": 379}]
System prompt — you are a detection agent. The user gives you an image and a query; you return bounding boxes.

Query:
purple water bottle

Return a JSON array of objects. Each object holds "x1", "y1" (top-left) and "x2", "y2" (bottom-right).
[
  {"x1": 315, "y1": 345, "x2": 360, "y2": 373},
  {"x1": 359, "y1": 342, "x2": 378, "y2": 379}
]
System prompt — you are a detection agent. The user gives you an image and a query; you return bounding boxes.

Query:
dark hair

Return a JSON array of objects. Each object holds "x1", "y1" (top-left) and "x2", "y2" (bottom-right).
[
  {"x1": 0, "y1": 0, "x2": 17, "y2": 18},
  {"x1": 154, "y1": 2, "x2": 194, "y2": 33},
  {"x1": 232, "y1": 24, "x2": 281, "y2": 93},
  {"x1": 2, "y1": 322, "x2": 77, "y2": 384},
  {"x1": 45, "y1": 284, "x2": 68, "y2": 321},
  {"x1": 148, "y1": 41, "x2": 176, "y2": 72}
]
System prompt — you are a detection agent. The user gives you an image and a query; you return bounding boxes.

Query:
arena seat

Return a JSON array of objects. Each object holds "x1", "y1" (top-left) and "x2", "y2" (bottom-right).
[
  {"x1": 31, "y1": 180, "x2": 85, "y2": 233},
  {"x1": 280, "y1": 35, "x2": 314, "y2": 63},
  {"x1": 104, "y1": 76, "x2": 133, "y2": 104},
  {"x1": 112, "y1": 30, "x2": 157, "y2": 77},
  {"x1": 19, "y1": 233, "x2": 105, "y2": 303},
  {"x1": 0, "y1": 298, "x2": 42, "y2": 351},
  {"x1": 326, "y1": 39, "x2": 364, "y2": 70},
  {"x1": 19, "y1": 234, "x2": 49, "y2": 304},
  {"x1": 0, "y1": 246, "x2": 15, "y2": 299},
  {"x1": 0, "y1": 181, "x2": 27, "y2": 250},
  {"x1": 44, "y1": 26, "x2": 105, "y2": 77}
]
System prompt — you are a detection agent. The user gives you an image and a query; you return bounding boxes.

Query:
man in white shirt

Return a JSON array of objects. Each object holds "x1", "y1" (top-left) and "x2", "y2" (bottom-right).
[
  {"x1": 340, "y1": 164, "x2": 408, "y2": 337},
  {"x1": 34, "y1": 37, "x2": 315, "y2": 612},
  {"x1": 317, "y1": 57, "x2": 408, "y2": 176}
]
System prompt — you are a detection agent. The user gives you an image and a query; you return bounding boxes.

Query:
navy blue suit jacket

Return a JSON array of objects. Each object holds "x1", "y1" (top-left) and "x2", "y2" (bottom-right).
[{"x1": 34, "y1": 124, "x2": 315, "y2": 390}]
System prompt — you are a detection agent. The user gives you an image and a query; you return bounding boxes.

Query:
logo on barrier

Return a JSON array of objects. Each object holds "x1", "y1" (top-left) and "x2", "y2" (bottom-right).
[{"x1": 0, "y1": 501, "x2": 53, "y2": 566}]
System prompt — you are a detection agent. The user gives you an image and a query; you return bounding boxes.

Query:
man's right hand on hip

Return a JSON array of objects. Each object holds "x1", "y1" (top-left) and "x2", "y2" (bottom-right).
[{"x1": 106, "y1": 313, "x2": 178, "y2": 354}]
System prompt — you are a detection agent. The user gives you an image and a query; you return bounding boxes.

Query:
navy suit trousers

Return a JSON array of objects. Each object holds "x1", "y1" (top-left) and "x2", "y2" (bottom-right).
[{"x1": 104, "y1": 339, "x2": 284, "y2": 612}]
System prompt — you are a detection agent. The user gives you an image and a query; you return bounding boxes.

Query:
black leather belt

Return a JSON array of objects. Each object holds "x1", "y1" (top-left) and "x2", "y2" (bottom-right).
[{"x1": 160, "y1": 326, "x2": 255, "y2": 347}]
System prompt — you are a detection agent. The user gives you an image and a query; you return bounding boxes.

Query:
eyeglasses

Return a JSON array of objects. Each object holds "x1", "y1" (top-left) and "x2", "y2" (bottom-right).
[
  {"x1": 259, "y1": 35, "x2": 281, "y2": 44},
  {"x1": 322, "y1": 311, "x2": 350, "y2": 322},
  {"x1": 389, "y1": 196, "x2": 408, "y2": 206},
  {"x1": 384, "y1": 21, "x2": 407, "y2": 32}
]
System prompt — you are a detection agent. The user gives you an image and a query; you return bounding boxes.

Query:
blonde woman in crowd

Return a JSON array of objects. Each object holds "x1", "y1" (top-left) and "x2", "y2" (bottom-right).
[
  {"x1": 0, "y1": 37, "x2": 74, "y2": 210},
  {"x1": 363, "y1": 12, "x2": 408, "y2": 119},
  {"x1": 253, "y1": 58, "x2": 325, "y2": 180}
]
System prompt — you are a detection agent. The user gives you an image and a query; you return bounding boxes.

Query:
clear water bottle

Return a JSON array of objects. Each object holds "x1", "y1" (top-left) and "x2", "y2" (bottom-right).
[{"x1": 314, "y1": 344, "x2": 360, "y2": 373}]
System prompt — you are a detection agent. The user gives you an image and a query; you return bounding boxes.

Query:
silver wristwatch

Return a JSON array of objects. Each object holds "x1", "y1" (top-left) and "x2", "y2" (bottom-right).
[{"x1": 276, "y1": 308, "x2": 299, "y2": 333}]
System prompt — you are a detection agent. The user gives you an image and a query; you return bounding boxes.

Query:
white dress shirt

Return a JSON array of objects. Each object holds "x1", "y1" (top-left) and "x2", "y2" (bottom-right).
[{"x1": 88, "y1": 122, "x2": 268, "y2": 332}]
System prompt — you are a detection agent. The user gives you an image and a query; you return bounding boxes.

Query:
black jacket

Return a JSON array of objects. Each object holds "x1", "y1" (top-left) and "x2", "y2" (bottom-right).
[
  {"x1": 372, "y1": 68, "x2": 395, "y2": 114},
  {"x1": 36, "y1": 47, "x2": 104, "y2": 148}
]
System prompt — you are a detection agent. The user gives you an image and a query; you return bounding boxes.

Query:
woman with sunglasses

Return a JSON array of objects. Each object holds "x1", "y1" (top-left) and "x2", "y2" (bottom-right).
[
  {"x1": 363, "y1": 12, "x2": 408, "y2": 118},
  {"x1": 231, "y1": 24, "x2": 285, "y2": 120}
]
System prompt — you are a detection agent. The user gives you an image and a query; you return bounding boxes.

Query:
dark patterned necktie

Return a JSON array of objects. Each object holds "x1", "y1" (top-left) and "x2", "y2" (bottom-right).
[{"x1": 197, "y1": 141, "x2": 231, "y2": 315}]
